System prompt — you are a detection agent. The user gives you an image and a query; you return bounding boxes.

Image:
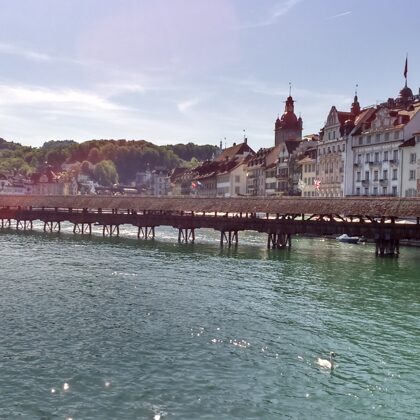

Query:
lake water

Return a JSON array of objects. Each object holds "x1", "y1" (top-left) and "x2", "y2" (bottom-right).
[{"x1": 1, "y1": 223, "x2": 419, "y2": 419}]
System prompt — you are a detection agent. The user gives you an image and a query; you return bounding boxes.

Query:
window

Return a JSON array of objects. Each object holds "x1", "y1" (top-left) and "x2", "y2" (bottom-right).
[
  {"x1": 374, "y1": 152, "x2": 380, "y2": 162},
  {"x1": 383, "y1": 170, "x2": 388, "y2": 180},
  {"x1": 365, "y1": 171, "x2": 370, "y2": 181},
  {"x1": 342, "y1": 144, "x2": 345, "y2": 151},
  {"x1": 333, "y1": 130, "x2": 336, "y2": 139},
  {"x1": 393, "y1": 150, "x2": 398, "y2": 161},
  {"x1": 383, "y1": 187, "x2": 387, "y2": 195},
  {"x1": 385, "y1": 132, "x2": 390, "y2": 141},
  {"x1": 359, "y1": 136, "x2": 363, "y2": 145},
  {"x1": 365, "y1": 153, "x2": 370, "y2": 163},
  {"x1": 383, "y1": 151, "x2": 388, "y2": 161},
  {"x1": 364, "y1": 188, "x2": 369, "y2": 195},
  {"x1": 332, "y1": 146, "x2": 336, "y2": 153},
  {"x1": 375, "y1": 134, "x2": 380, "y2": 143},
  {"x1": 394, "y1": 131, "x2": 400, "y2": 140},
  {"x1": 392, "y1": 186, "x2": 397, "y2": 196},
  {"x1": 367, "y1": 135, "x2": 371, "y2": 144},
  {"x1": 356, "y1": 187, "x2": 360, "y2": 195},
  {"x1": 410, "y1": 153, "x2": 417, "y2": 164},
  {"x1": 235, "y1": 175, "x2": 240, "y2": 183},
  {"x1": 357, "y1": 154, "x2": 362, "y2": 164},
  {"x1": 409, "y1": 170, "x2": 416, "y2": 180},
  {"x1": 374, "y1": 171, "x2": 379, "y2": 181},
  {"x1": 373, "y1": 187, "x2": 378, "y2": 195},
  {"x1": 392, "y1": 168, "x2": 398, "y2": 180}
]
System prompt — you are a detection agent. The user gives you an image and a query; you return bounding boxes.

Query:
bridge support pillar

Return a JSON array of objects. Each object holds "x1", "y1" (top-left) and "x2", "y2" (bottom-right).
[
  {"x1": 220, "y1": 230, "x2": 238, "y2": 247},
  {"x1": 138, "y1": 226, "x2": 155, "y2": 240},
  {"x1": 267, "y1": 233, "x2": 291, "y2": 249},
  {"x1": 16, "y1": 220, "x2": 33, "y2": 231},
  {"x1": 1, "y1": 219, "x2": 11, "y2": 229},
  {"x1": 178, "y1": 228, "x2": 195, "y2": 243},
  {"x1": 103, "y1": 225, "x2": 119, "y2": 237},
  {"x1": 43, "y1": 221, "x2": 60, "y2": 233},
  {"x1": 375, "y1": 238, "x2": 399, "y2": 257},
  {"x1": 73, "y1": 223, "x2": 92, "y2": 235}
]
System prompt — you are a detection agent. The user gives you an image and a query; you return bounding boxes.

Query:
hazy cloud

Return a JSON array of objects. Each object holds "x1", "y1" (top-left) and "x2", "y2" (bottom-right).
[
  {"x1": 239, "y1": 0, "x2": 302, "y2": 29},
  {"x1": 326, "y1": 11, "x2": 352, "y2": 20},
  {"x1": 0, "y1": 42, "x2": 51, "y2": 61}
]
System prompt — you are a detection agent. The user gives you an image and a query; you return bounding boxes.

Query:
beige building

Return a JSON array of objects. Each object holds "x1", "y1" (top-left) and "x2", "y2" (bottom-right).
[{"x1": 317, "y1": 94, "x2": 361, "y2": 197}]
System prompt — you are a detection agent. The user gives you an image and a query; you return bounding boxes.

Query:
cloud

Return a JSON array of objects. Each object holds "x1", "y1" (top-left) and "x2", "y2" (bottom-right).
[
  {"x1": 177, "y1": 98, "x2": 200, "y2": 113},
  {"x1": 326, "y1": 11, "x2": 352, "y2": 20},
  {"x1": 0, "y1": 84, "x2": 126, "y2": 111},
  {"x1": 239, "y1": 0, "x2": 302, "y2": 29},
  {"x1": 0, "y1": 42, "x2": 51, "y2": 62}
]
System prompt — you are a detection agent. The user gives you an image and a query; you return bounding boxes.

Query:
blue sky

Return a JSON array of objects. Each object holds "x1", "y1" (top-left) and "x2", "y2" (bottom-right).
[{"x1": 0, "y1": 0, "x2": 419, "y2": 149}]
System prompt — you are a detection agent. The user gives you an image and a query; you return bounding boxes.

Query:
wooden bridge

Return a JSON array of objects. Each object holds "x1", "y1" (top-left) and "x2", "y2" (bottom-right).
[{"x1": 1, "y1": 195, "x2": 420, "y2": 256}]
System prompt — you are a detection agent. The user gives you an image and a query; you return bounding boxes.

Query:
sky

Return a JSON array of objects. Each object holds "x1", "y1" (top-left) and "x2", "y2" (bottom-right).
[{"x1": 0, "y1": 0, "x2": 419, "y2": 149}]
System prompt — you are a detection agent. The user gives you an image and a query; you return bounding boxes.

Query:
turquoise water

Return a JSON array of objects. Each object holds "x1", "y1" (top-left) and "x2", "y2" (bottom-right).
[{"x1": 1, "y1": 224, "x2": 420, "y2": 419}]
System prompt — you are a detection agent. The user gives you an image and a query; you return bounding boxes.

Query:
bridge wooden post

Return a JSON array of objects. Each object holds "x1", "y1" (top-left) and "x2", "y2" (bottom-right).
[
  {"x1": 43, "y1": 221, "x2": 60, "y2": 233},
  {"x1": 178, "y1": 228, "x2": 195, "y2": 243},
  {"x1": 73, "y1": 223, "x2": 92, "y2": 235},
  {"x1": 1, "y1": 219, "x2": 11, "y2": 229},
  {"x1": 220, "y1": 230, "x2": 238, "y2": 247},
  {"x1": 267, "y1": 233, "x2": 291, "y2": 249},
  {"x1": 375, "y1": 238, "x2": 400, "y2": 257},
  {"x1": 16, "y1": 220, "x2": 33, "y2": 231},
  {"x1": 138, "y1": 226, "x2": 155, "y2": 240},
  {"x1": 103, "y1": 225, "x2": 119, "y2": 237}
]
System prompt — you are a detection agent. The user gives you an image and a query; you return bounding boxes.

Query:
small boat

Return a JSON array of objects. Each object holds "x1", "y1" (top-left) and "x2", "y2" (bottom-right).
[{"x1": 336, "y1": 234, "x2": 360, "y2": 244}]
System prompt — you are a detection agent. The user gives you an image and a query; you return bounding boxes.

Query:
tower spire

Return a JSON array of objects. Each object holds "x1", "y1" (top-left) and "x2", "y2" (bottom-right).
[
  {"x1": 351, "y1": 84, "x2": 361, "y2": 116},
  {"x1": 289, "y1": 81, "x2": 292, "y2": 97},
  {"x1": 404, "y1": 54, "x2": 408, "y2": 87}
]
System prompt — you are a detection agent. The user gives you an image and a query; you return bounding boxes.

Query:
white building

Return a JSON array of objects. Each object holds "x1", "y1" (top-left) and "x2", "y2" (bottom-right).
[
  {"x1": 349, "y1": 87, "x2": 420, "y2": 197},
  {"x1": 400, "y1": 131, "x2": 420, "y2": 197}
]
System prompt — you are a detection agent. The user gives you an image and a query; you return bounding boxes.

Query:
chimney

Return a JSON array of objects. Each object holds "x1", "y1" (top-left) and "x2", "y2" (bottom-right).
[{"x1": 244, "y1": 137, "x2": 247, "y2": 144}]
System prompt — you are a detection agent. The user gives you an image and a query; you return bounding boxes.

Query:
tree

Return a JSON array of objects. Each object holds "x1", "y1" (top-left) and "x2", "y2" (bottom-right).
[
  {"x1": 87, "y1": 147, "x2": 101, "y2": 164},
  {"x1": 46, "y1": 149, "x2": 69, "y2": 170},
  {"x1": 93, "y1": 160, "x2": 118, "y2": 186}
]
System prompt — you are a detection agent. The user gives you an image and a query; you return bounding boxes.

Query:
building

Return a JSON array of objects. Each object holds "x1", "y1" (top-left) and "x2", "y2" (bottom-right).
[
  {"x1": 349, "y1": 84, "x2": 420, "y2": 197},
  {"x1": 317, "y1": 93, "x2": 361, "y2": 197},
  {"x1": 274, "y1": 93, "x2": 303, "y2": 146},
  {"x1": 400, "y1": 131, "x2": 420, "y2": 197},
  {"x1": 246, "y1": 146, "x2": 281, "y2": 196}
]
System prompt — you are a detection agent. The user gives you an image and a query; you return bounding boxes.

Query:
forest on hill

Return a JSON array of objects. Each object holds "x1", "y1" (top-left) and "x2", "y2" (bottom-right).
[{"x1": 0, "y1": 138, "x2": 218, "y2": 184}]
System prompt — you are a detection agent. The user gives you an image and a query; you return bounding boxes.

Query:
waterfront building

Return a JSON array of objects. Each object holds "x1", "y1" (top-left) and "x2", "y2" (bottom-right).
[
  {"x1": 349, "y1": 85, "x2": 420, "y2": 197},
  {"x1": 399, "y1": 131, "x2": 420, "y2": 197},
  {"x1": 317, "y1": 93, "x2": 361, "y2": 197},
  {"x1": 297, "y1": 145, "x2": 318, "y2": 197},
  {"x1": 277, "y1": 140, "x2": 300, "y2": 194},
  {"x1": 246, "y1": 146, "x2": 280, "y2": 196},
  {"x1": 216, "y1": 156, "x2": 249, "y2": 197}
]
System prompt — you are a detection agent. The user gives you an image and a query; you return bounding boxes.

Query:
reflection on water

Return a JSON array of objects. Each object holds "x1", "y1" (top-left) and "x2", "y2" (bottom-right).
[{"x1": 0, "y1": 225, "x2": 420, "y2": 419}]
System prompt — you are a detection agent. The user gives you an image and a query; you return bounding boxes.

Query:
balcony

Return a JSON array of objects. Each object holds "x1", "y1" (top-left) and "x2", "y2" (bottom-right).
[
  {"x1": 389, "y1": 159, "x2": 399, "y2": 166},
  {"x1": 380, "y1": 179, "x2": 388, "y2": 187},
  {"x1": 362, "y1": 180, "x2": 369, "y2": 187},
  {"x1": 369, "y1": 161, "x2": 381, "y2": 167},
  {"x1": 353, "y1": 162, "x2": 360, "y2": 167}
]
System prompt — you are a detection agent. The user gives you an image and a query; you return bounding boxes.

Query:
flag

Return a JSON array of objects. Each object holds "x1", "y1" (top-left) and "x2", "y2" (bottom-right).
[
  {"x1": 404, "y1": 56, "x2": 408, "y2": 79},
  {"x1": 314, "y1": 179, "x2": 321, "y2": 191}
]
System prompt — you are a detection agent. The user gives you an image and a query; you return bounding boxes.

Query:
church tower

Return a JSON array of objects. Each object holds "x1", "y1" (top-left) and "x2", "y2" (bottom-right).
[{"x1": 274, "y1": 88, "x2": 303, "y2": 146}]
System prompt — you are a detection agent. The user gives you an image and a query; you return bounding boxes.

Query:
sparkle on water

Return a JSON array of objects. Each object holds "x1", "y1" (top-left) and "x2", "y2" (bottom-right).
[{"x1": 1, "y1": 223, "x2": 420, "y2": 419}]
